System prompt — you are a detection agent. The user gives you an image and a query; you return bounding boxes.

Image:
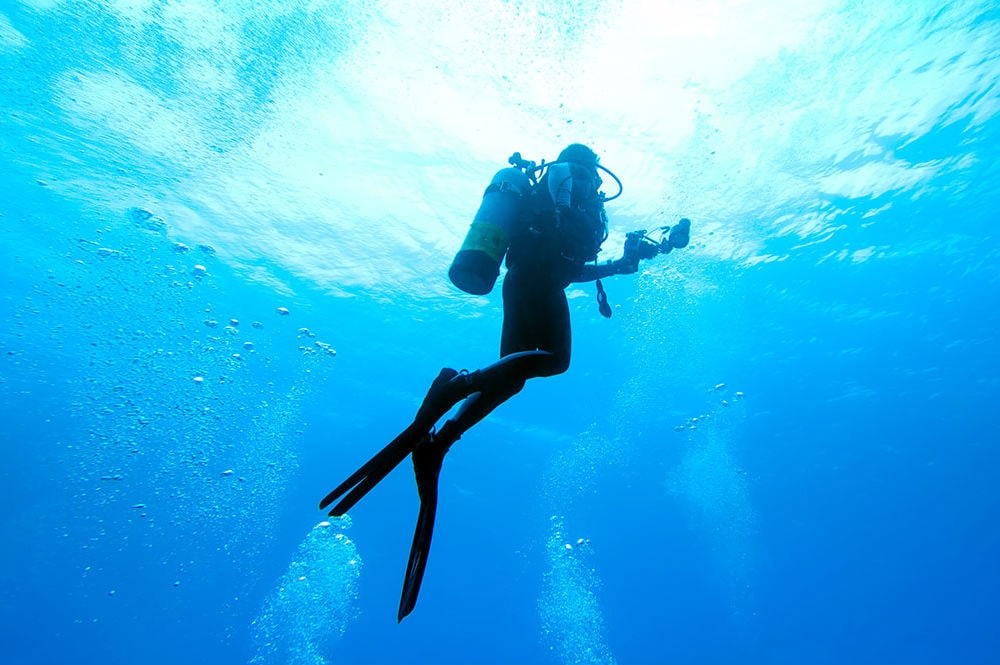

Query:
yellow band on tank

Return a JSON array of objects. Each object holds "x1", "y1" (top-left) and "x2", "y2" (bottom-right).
[{"x1": 460, "y1": 221, "x2": 509, "y2": 263}]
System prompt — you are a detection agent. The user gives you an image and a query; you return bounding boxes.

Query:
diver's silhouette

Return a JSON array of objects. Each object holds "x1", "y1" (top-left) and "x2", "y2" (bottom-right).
[{"x1": 320, "y1": 144, "x2": 691, "y2": 621}]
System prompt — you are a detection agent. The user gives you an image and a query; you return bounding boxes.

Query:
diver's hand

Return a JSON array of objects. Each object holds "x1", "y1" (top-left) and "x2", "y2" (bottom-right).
[
  {"x1": 622, "y1": 232, "x2": 645, "y2": 268},
  {"x1": 620, "y1": 231, "x2": 653, "y2": 274}
]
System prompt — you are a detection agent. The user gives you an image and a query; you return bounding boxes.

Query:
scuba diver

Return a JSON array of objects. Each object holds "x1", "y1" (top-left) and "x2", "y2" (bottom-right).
[{"x1": 319, "y1": 144, "x2": 690, "y2": 621}]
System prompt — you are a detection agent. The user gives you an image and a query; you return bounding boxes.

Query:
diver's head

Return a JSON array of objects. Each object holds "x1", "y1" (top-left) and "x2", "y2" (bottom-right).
[
  {"x1": 557, "y1": 143, "x2": 599, "y2": 167},
  {"x1": 553, "y1": 143, "x2": 623, "y2": 202},
  {"x1": 556, "y1": 143, "x2": 602, "y2": 192}
]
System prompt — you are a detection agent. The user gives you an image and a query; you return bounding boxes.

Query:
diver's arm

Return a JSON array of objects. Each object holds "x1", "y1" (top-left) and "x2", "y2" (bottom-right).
[
  {"x1": 571, "y1": 257, "x2": 637, "y2": 283},
  {"x1": 571, "y1": 236, "x2": 641, "y2": 283},
  {"x1": 573, "y1": 219, "x2": 692, "y2": 283}
]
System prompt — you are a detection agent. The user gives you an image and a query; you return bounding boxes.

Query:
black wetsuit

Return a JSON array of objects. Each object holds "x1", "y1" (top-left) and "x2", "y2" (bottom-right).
[
  {"x1": 438, "y1": 169, "x2": 622, "y2": 438},
  {"x1": 500, "y1": 264, "x2": 572, "y2": 376}
]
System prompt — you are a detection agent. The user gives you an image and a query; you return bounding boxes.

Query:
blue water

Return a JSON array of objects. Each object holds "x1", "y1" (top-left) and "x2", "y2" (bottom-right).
[{"x1": 2, "y1": 1, "x2": 999, "y2": 663}]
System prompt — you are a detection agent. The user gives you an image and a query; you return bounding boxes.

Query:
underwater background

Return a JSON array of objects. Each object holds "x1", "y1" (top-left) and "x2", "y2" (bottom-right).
[{"x1": 2, "y1": 1, "x2": 999, "y2": 664}]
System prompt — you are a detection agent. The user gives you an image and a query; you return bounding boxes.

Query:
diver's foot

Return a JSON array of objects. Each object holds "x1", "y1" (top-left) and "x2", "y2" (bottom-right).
[
  {"x1": 415, "y1": 368, "x2": 458, "y2": 426},
  {"x1": 415, "y1": 368, "x2": 476, "y2": 427},
  {"x1": 412, "y1": 427, "x2": 458, "y2": 502}
]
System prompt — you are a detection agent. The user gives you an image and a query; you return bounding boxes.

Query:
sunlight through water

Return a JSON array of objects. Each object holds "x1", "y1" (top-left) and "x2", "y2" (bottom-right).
[{"x1": 2, "y1": 1, "x2": 999, "y2": 663}]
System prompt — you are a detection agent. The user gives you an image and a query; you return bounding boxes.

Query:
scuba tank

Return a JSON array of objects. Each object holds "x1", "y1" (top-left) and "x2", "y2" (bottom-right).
[{"x1": 449, "y1": 167, "x2": 532, "y2": 295}]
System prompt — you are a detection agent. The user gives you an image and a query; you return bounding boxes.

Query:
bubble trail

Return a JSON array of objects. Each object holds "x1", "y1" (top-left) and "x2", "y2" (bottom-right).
[
  {"x1": 539, "y1": 516, "x2": 617, "y2": 665},
  {"x1": 250, "y1": 518, "x2": 362, "y2": 665}
]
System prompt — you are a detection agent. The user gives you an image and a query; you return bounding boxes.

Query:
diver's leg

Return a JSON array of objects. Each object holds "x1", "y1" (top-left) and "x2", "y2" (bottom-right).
[
  {"x1": 430, "y1": 272, "x2": 573, "y2": 436},
  {"x1": 411, "y1": 268, "x2": 573, "y2": 431},
  {"x1": 413, "y1": 349, "x2": 565, "y2": 431},
  {"x1": 499, "y1": 268, "x2": 572, "y2": 373}
]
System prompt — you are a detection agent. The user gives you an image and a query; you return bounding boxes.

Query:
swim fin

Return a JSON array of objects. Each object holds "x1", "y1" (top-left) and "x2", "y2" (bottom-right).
[
  {"x1": 397, "y1": 433, "x2": 450, "y2": 622},
  {"x1": 397, "y1": 477, "x2": 439, "y2": 622}
]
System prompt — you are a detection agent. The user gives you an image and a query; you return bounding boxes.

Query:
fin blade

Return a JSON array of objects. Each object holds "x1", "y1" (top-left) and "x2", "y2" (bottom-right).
[
  {"x1": 327, "y1": 444, "x2": 411, "y2": 517},
  {"x1": 397, "y1": 492, "x2": 439, "y2": 623},
  {"x1": 318, "y1": 424, "x2": 421, "y2": 512}
]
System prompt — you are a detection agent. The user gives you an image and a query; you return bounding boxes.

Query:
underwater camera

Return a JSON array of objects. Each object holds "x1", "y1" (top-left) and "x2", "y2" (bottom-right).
[{"x1": 625, "y1": 218, "x2": 691, "y2": 260}]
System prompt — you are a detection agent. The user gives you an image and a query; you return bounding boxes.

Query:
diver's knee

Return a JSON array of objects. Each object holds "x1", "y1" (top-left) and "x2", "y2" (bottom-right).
[{"x1": 546, "y1": 355, "x2": 570, "y2": 377}]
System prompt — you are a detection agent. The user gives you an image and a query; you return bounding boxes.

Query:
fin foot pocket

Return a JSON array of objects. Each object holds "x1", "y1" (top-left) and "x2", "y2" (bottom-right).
[
  {"x1": 415, "y1": 368, "x2": 480, "y2": 428},
  {"x1": 414, "y1": 368, "x2": 459, "y2": 426}
]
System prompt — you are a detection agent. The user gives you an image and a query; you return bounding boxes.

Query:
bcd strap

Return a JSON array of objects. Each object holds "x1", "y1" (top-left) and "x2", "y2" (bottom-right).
[{"x1": 596, "y1": 279, "x2": 612, "y2": 319}]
